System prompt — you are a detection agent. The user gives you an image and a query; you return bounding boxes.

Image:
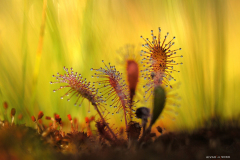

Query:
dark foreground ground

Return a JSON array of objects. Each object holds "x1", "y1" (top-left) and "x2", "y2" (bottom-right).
[{"x1": 0, "y1": 122, "x2": 240, "y2": 160}]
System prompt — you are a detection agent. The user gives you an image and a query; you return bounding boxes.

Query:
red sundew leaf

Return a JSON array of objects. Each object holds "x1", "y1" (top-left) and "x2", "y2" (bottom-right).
[
  {"x1": 3, "y1": 102, "x2": 8, "y2": 109},
  {"x1": 38, "y1": 111, "x2": 44, "y2": 120},
  {"x1": 127, "y1": 60, "x2": 139, "y2": 98},
  {"x1": 51, "y1": 67, "x2": 104, "y2": 108},
  {"x1": 85, "y1": 117, "x2": 89, "y2": 123},
  {"x1": 55, "y1": 114, "x2": 60, "y2": 120},
  {"x1": 55, "y1": 114, "x2": 61, "y2": 123},
  {"x1": 67, "y1": 114, "x2": 72, "y2": 121},
  {"x1": 92, "y1": 61, "x2": 129, "y2": 128},
  {"x1": 90, "y1": 116, "x2": 95, "y2": 121},
  {"x1": 31, "y1": 116, "x2": 36, "y2": 122},
  {"x1": 140, "y1": 28, "x2": 182, "y2": 97},
  {"x1": 38, "y1": 119, "x2": 43, "y2": 124},
  {"x1": 11, "y1": 108, "x2": 16, "y2": 117},
  {"x1": 73, "y1": 118, "x2": 78, "y2": 124},
  {"x1": 51, "y1": 67, "x2": 118, "y2": 141},
  {"x1": 45, "y1": 116, "x2": 51, "y2": 120},
  {"x1": 56, "y1": 118, "x2": 61, "y2": 123},
  {"x1": 18, "y1": 114, "x2": 23, "y2": 120}
]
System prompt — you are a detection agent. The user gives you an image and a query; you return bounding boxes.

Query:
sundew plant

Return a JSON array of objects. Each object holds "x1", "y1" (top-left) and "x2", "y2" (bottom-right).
[{"x1": 0, "y1": 0, "x2": 240, "y2": 134}]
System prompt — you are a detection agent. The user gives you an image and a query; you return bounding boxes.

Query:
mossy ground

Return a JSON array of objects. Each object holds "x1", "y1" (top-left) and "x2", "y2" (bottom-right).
[{"x1": 1, "y1": 118, "x2": 240, "y2": 160}]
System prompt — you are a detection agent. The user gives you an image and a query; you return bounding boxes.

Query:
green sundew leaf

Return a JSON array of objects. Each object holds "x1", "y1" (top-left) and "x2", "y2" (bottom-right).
[{"x1": 150, "y1": 85, "x2": 166, "y2": 126}]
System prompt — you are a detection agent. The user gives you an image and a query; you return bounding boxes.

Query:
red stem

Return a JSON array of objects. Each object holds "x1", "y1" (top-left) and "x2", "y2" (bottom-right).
[
  {"x1": 94, "y1": 104, "x2": 118, "y2": 141},
  {"x1": 120, "y1": 98, "x2": 128, "y2": 129}
]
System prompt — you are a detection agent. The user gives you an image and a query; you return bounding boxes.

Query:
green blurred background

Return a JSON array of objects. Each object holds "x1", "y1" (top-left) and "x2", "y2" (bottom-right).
[{"x1": 0, "y1": 0, "x2": 239, "y2": 132}]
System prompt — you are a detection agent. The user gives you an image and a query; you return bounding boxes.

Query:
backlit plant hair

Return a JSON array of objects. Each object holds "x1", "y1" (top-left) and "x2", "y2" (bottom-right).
[
  {"x1": 116, "y1": 45, "x2": 143, "y2": 120},
  {"x1": 51, "y1": 67, "x2": 117, "y2": 140},
  {"x1": 91, "y1": 60, "x2": 129, "y2": 129},
  {"x1": 140, "y1": 27, "x2": 183, "y2": 99}
]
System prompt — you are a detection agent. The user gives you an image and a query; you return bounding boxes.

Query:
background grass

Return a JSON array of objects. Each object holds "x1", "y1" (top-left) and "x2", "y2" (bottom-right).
[{"x1": 0, "y1": 0, "x2": 239, "y2": 132}]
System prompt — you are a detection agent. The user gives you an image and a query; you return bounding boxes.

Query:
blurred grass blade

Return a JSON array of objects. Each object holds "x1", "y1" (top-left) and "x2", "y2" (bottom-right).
[{"x1": 31, "y1": 0, "x2": 48, "y2": 107}]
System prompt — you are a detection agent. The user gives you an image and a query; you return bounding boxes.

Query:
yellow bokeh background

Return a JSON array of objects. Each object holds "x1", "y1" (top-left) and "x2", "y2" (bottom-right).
[{"x1": 0, "y1": 0, "x2": 240, "y2": 132}]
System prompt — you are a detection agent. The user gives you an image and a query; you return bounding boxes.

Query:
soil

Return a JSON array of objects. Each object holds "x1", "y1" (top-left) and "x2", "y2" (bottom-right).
[{"x1": 0, "y1": 122, "x2": 240, "y2": 160}]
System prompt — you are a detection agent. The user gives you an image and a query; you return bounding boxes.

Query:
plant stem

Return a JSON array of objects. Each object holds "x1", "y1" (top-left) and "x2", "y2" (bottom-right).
[
  {"x1": 138, "y1": 125, "x2": 151, "y2": 145},
  {"x1": 129, "y1": 88, "x2": 136, "y2": 121},
  {"x1": 123, "y1": 105, "x2": 128, "y2": 129},
  {"x1": 94, "y1": 104, "x2": 118, "y2": 141},
  {"x1": 130, "y1": 95, "x2": 133, "y2": 121}
]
